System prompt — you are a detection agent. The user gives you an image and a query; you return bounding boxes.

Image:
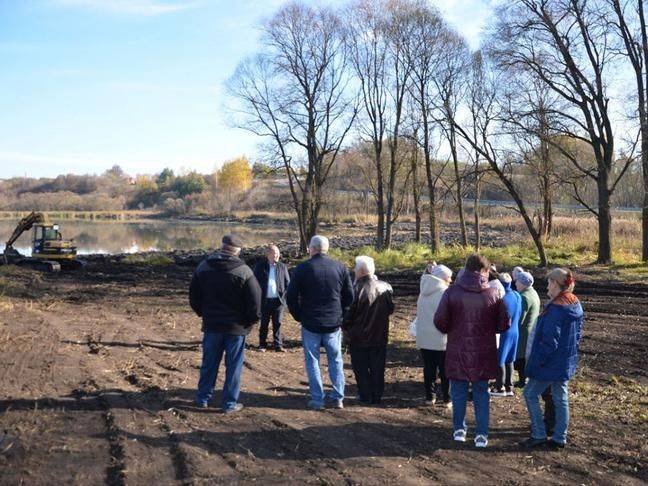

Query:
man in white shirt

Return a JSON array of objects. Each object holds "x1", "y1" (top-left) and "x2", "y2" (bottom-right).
[{"x1": 253, "y1": 245, "x2": 291, "y2": 352}]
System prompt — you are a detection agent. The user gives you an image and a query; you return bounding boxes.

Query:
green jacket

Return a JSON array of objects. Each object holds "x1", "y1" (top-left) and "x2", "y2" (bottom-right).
[{"x1": 517, "y1": 286, "x2": 541, "y2": 358}]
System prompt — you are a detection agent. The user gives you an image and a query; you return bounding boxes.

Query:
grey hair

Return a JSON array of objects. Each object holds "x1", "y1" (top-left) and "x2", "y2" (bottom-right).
[
  {"x1": 309, "y1": 235, "x2": 329, "y2": 254},
  {"x1": 355, "y1": 255, "x2": 375, "y2": 276}
]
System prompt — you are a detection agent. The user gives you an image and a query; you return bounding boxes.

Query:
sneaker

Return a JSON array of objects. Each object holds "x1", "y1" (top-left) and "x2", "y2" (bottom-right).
[
  {"x1": 505, "y1": 388, "x2": 515, "y2": 397},
  {"x1": 196, "y1": 401, "x2": 208, "y2": 409},
  {"x1": 424, "y1": 396, "x2": 436, "y2": 405},
  {"x1": 520, "y1": 437, "x2": 547, "y2": 448},
  {"x1": 275, "y1": 346, "x2": 287, "y2": 353},
  {"x1": 223, "y1": 403, "x2": 244, "y2": 414},
  {"x1": 258, "y1": 346, "x2": 267, "y2": 353},
  {"x1": 474, "y1": 435, "x2": 488, "y2": 448},
  {"x1": 328, "y1": 399, "x2": 344, "y2": 409},
  {"x1": 307, "y1": 400, "x2": 324, "y2": 411},
  {"x1": 491, "y1": 388, "x2": 507, "y2": 397},
  {"x1": 547, "y1": 439, "x2": 566, "y2": 449},
  {"x1": 453, "y1": 429, "x2": 467, "y2": 442}
]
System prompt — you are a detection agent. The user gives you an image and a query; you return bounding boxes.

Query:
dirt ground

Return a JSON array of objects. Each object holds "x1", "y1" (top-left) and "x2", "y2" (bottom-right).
[{"x1": 0, "y1": 259, "x2": 646, "y2": 485}]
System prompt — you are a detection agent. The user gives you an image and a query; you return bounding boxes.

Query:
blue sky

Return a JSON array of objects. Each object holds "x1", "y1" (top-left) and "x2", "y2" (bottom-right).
[{"x1": 0, "y1": 0, "x2": 494, "y2": 178}]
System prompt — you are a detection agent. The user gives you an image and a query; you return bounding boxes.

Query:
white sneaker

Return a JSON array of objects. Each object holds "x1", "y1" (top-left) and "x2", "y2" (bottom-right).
[
  {"x1": 453, "y1": 429, "x2": 467, "y2": 442},
  {"x1": 490, "y1": 389, "x2": 507, "y2": 397},
  {"x1": 475, "y1": 435, "x2": 488, "y2": 448}
]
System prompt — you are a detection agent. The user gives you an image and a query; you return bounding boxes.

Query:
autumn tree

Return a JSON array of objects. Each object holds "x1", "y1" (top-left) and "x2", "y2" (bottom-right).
[{"x1": 215, "y1": 157, "x2": 253, "y2": 212}]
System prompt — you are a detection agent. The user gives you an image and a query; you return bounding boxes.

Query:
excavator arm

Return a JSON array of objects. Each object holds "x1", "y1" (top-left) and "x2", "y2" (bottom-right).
[{"x1": 4, "y1": 211, "x2": 46, "y2": 250}]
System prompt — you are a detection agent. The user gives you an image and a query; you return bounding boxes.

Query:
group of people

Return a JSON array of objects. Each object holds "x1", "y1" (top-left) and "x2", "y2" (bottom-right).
[{"x1": 189, "y1": 234, "x2": 584, "y2": 449}]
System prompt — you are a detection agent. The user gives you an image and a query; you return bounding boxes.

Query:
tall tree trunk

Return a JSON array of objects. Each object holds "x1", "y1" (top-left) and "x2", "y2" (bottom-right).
[
  {"x1": 375, "y1": 146, "x2": 386, "y2": 250},
  {"x1": 385, "y1": 147, "x2": 398, "y2": 249},
  {"x1": 597, "y1": 172, "x2": 613, "y2": 264},
  {"x1": 422, "y1": 118, "x2": 439, "y2": 251},
  {"x1": 449, "y1": 124, "x2": 468, "y2": 246},
  {"x1": 411, "y1": 138, "x2": 422, "y2": 243},
  {"x1": 643, "y1": 125, "x2": 648, "y2": 261},
  {"x1": 474, "y1": 174, "x2": 481, "y2": 251}
]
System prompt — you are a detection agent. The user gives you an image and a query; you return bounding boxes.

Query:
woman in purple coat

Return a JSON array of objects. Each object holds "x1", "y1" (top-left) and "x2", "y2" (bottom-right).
[{"x1": 434, "y1": 254, "x2": 510, "y2": 448}]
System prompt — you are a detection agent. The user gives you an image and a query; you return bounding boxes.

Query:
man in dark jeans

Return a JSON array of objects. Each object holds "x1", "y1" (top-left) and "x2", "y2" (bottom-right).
[
  {"x1": 189, "y1": 234, "x2": 262, "y2": 413},
  {"x1": 343, "y1": 256, "x2": 394, "y2": 405},
  {"x1": 253, "y1": 245, "x2": 290, "y2": 352}
]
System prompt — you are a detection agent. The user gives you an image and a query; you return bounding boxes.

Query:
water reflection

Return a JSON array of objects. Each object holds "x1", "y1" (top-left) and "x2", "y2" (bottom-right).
[{"x1": 0, "y1": 219, "x2": 296, "y2": 256}]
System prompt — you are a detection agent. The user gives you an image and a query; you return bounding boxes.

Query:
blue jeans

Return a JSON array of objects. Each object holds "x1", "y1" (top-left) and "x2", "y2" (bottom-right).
[
  {"x1": 196, "y1": 332, "x2": 246, "y2": 411},
  {"x1": 301, "y1": 328, "x2": 345, "y2": 405},
  {"x1": 524, "y1": 379, "x2": 570, "y2": 444},
  {"x1": 450, "y1": 380, "x2": 490, "y2": 436}
]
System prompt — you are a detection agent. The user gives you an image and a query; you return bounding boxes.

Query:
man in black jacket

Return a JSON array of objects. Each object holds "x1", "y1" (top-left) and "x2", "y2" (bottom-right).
[
  {"x1": 253, "y1": 245, "x2": 290, "y2": 352},
  {"x1": 189, "y1": 234, "x2": 262, "y2": 413},
  {"x1": 343, "y1": 255, "x2": 394, "y2": 405},
  {"x1": 286, "y1": 235, "x2": 354, "y2": 410}
]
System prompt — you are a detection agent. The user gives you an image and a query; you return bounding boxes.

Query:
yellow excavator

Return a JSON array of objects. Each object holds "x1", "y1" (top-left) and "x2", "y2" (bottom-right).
[{"x1": 2, "y1": 212, "x2": 83, "y2": 271}]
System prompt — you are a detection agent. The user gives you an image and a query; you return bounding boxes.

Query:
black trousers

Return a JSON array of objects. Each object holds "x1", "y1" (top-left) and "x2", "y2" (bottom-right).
[
  {"x1": 350, "y1": 345, "x2": 386, "y2": 404},
  {"x1": 495, "y1": 362, "x2": 514, "y2": 390},
  {"x1": 514, "y1": 358, "x2": 526, "y2": 384},
  {"x1": 420, "y1": 349, "x2": 450, "y2": 401},
  {"x1": 259, "y1": 298, "x2": 284, "y2": 348}
]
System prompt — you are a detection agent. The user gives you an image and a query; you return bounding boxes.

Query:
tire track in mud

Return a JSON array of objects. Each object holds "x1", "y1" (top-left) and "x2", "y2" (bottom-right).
[{"x1": 111, "y1": 342, "x2": 392, "y2": 483}]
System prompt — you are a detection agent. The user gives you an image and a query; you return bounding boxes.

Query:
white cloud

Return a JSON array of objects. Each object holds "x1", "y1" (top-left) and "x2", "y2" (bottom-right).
[
  {"x1": 436, "y1": 0, "x2": 496, "y2": 49},
  {"x1": 51, "y1": 0, "x2": 199, "y2": 16}
]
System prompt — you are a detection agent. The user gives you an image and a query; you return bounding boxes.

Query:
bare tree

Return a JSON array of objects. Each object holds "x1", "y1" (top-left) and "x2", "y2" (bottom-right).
[
  {"x1": 491, "y1": 0, "x2": 633, "y2": 264},
  {"x1": 346, "y1": 0, "x2": 415, "y2": 249},
  {"x1": 609, "y1": 0, "x2": 648, "y2": 260},
  {"x1": 432, "y1": 27, "x2": 471, "y2": 246},
  {"x1": 227, "y1": 3, "x2": 357, "y2": 251},
  {"x1": 346, "y1": 0, "x2": 389, "y2": 248},
  {"x1": 404, "y1": 2, "x2": 445, "y2": 251},
  {"x1": 451, "y1": 52, "x2": 549, "y2": 265},
  {"x1": 500, "y1": 74, "x2": 566, "y2": 240}
]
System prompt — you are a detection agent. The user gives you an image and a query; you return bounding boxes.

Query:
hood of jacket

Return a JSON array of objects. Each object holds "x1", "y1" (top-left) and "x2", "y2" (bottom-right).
[
  {"x1": 419, "y1": 274, "x2": 449, "y2": 297},
  {"x1": 545, "y1": 291, "x2": 583, "y2": 319},
  {"x1": 458, "y1": 270, "x2": 490, "y2": 293},
  {"x1": 206, "y1": 251, "x2": 245, "y2": 272}
]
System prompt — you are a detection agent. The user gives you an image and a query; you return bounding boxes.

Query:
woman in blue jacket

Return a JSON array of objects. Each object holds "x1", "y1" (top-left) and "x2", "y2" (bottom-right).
[
  {"x1": 522, "y1": 268, "x2": 584, "y2": 449},
  {"x1": 492, "y1": 273, "x2": 521, "y2": 397}
]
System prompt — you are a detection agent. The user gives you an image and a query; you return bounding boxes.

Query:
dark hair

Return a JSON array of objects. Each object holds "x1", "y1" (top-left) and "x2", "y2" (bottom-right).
[{"x1": 464, "y1": 253, "x2": 490, "y2": 273}]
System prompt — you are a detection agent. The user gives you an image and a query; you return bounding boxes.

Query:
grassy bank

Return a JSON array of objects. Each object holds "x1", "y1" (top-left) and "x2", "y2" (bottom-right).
[{"x1": 330, "y1": 242, "x2": 648, "y2": 281}]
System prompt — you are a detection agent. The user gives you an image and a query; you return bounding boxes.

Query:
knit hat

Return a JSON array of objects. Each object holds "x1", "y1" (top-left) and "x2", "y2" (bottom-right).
[
  {"x1": 222, "y1": 234, "x2": 244, "y2": 249},
  {"x1": 431, "y1": 264, "x2": 452, "y2": 281},
  {"x1": 512, "y1": 266, "x2": 524, "y2": 281},
  {"x1": 517, "y1": 271, "x2": 534, "y2": 288}
]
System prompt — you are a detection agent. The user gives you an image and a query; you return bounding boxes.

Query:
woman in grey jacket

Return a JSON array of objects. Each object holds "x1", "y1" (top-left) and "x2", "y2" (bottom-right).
[{"x1": 414, "y1": 263, "x2": 453, "y2": 406}]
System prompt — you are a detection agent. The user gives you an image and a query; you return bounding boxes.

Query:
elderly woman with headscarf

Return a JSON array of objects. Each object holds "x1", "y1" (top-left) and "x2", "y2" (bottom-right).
[
  {"x1": 521, "y1": 268, "x2": 584, "y2": 449},
  {"x1": 343, "y1": 256, "x2": 394, "y2": 405},
  {"x1": 514, "y1": 271, "x2": 541, "y2": 387},
  {"x1": 414, "y1": 262, "x2": 453, "y2": 407}
]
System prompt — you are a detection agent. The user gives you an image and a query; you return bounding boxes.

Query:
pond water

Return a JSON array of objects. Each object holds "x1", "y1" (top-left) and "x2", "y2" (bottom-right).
[{"x1": 0, "y1": 219, "x2": 297, "y2": 256}]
